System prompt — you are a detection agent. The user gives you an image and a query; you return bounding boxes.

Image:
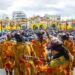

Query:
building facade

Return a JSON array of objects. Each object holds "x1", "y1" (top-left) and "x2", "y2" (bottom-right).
[
  {"x1": 12, "y1": 11, "x2": 26, "y2": 20},
  {"x1": 44, "y1": 14, "x2": 61, "y2": 21}
]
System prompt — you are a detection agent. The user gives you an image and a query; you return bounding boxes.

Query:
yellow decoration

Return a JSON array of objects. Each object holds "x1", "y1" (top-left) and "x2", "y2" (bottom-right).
[
  {"x1": 31, "y1": 22, "x2": 38, "y2": 29},
  {"x1": 6, "y1": 25, "x2": 10, "y2": 30},
  {"x1": 67, "y1": 25, "x2": 72, "y2": 30},
  {"x1": 57, "y1": 24, "x2": 72, "y2": 30},
  {"x1": 31, "y1": 22, "x2": 47, "y2": 30}
]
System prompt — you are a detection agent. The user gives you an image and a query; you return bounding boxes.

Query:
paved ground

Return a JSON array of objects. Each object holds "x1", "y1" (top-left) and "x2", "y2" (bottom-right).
[
  {"x1": 0, "y1": 69, "x2": 5, "y2": 75},
  {"x1": 0, "y1": 69, "x2": 14, "y2": 75},
  {"x1": 0, "y1": 68, "x2": 75, "y2": 75}
]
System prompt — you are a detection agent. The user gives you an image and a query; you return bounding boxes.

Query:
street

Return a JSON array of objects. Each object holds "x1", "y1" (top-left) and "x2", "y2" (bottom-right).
[
  {"x1": 0, "y1": 69, "x2": 14, "y2": 75},
  {"x1": 0, "y1": 68, "x2": 75, "y2": 75}
]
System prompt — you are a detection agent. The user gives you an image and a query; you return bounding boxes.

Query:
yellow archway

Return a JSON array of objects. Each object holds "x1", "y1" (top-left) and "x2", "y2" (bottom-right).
[
  {"x1": 31, "y1": 22, "x2": 39, "y2": 30},
  {"x1": 38, "y1": 22, "x2": 47, "y2": 29},
  {"x1": 31, "y1": 22, "x2": 47, "y2": 30}
]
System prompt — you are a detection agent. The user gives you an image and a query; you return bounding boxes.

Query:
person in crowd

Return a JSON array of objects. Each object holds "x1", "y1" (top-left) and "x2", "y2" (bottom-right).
[
  {"x1": 62, "y1": 35, "x2": 74, "y2": 54},
  {"x1": 2, "y1": 34, "x2": 15, "y2": 75},
  {"x1": 0, "y1": 40, "x2": 3, "y2": 68},
  {"x1": 61, "y1": 35, "x2": 75, "y2": 66},
  {"x1": 38, "y1": 43, "x2": 73, "y2": 75},
  {"x1": 31, "y1": 30, "x2": 48, "y2": 74},
  {"x1": 14, "y1": 33, "x2": 35, "y2": 75},
  {"x1": 32, "y1": 31, "x2": 48, "y2": 60}
]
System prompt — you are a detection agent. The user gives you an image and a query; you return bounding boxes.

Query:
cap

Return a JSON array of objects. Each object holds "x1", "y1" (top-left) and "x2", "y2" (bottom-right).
[{"x1": 62, "y1": 35, "x2": 69, "y2": 40}]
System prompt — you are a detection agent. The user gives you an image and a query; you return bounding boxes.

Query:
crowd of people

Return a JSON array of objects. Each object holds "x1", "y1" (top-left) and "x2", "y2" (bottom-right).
[{"x1": 0, "y1": 28, "x2": 75, "y2": 75}]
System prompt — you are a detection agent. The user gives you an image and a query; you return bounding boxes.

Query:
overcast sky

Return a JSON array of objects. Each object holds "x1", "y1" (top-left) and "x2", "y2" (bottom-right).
[{"x1": 0, "y1": 0, "x2": 75, "y2": 19}]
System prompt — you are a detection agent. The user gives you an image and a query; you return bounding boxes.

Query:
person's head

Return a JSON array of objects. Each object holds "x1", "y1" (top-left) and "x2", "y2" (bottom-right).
[
  {"x1": 62, "y1": 35, "x2": 69, "y2": 41},
  {"x1": 14, "y1": 33, "x2": 23, "y2": 42},
  {"x1": 21, "y1": 32, "x2": 25, "y2": 36},
  {"x1": 7, "y1": 34, "x2": 12, "y2": 40},
  {"x1": 36, "y1": 31, "x2": 44, "y2": 42},
  {"x1": 50, "y1": 43, "x2": 69, "y2": 60}
]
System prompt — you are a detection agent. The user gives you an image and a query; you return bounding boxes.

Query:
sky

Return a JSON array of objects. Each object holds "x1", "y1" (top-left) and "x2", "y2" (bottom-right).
[{"x1": 0, "y1": 0, "x2": 75, "y2": 20}]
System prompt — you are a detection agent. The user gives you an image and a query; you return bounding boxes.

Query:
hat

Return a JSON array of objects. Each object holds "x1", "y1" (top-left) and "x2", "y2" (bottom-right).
[
  {"x1": 62, "y1": 35, "x2": 69, "y2": 40},
  {"x1": 50, "y1": 43, "x2": 70, "y2": 60},
  {"x1": 50, "y1": 43, "x2": 63, "y2": 52},
  {"x1": 50, "y1": 43, "x2": 69, "y2": 54}
]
